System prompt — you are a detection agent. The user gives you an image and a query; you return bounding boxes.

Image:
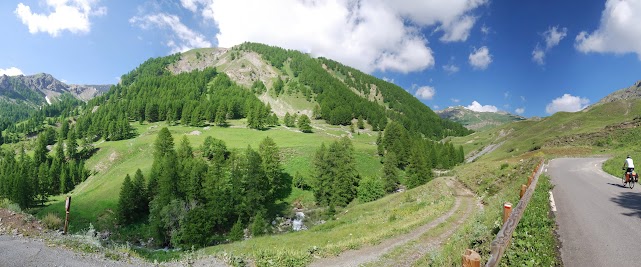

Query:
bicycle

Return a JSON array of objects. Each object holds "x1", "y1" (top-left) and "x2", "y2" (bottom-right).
[{"x1": 622, "y1": 168, "x2": 638, "y2": 189}]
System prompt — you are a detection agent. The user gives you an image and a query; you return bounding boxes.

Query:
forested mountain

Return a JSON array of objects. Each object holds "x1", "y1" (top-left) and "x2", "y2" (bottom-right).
[
  {"x1": 167, "y1": 42, "x2": 472, "y2": 139},
  {"x1": 436, "y1": 106, "x2": 526, "y2": 131}
]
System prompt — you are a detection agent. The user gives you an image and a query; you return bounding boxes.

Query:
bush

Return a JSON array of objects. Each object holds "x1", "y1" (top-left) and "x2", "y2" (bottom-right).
[
  {"x1": 42, "y1": 213, "x2": 63, "y2": 230},
  {"x1": 0, "y1": 198, "x2": 22, "y2": 213},
  {"x1": 357, "y1": 176, "x2": 385, "y2": 203}
]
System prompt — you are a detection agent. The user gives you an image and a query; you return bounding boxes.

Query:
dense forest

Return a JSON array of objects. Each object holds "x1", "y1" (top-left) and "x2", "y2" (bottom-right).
[{"x1": 0, "y1": 124, "x2": 90, "y2": 208}]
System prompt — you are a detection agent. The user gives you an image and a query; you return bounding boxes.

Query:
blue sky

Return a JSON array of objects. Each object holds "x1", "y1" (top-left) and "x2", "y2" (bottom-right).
[{"x1": 1, "y1": 0, "x2": 641, "y2": 118}]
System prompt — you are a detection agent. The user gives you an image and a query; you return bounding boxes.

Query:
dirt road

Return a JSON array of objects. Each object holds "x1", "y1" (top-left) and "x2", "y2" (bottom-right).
[{"x1": 309, "y1": 177, "x2": 478, "y2": 267}]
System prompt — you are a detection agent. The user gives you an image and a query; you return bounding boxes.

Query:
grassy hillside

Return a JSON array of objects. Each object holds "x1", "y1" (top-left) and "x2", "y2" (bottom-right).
[
  {"x1": 36, "y1": 119, "x2": 382, "y2": 233},
  {"x1": 449, "y1": 99, "x2": 641, "y2": 162}
]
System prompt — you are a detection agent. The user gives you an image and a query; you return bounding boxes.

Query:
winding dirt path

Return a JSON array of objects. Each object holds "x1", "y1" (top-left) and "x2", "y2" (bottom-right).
[{"x1": 308, "y1": 178, "x2": 478, "y2": 267}]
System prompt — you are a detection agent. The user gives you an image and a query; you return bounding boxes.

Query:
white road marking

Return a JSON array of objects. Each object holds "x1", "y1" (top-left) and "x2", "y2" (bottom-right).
[{"x1": 549, "y1": 191, "x2": 557, "y2": 212}]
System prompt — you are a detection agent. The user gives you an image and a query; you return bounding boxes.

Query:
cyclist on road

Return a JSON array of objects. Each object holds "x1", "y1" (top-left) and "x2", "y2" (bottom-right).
[{"x1": 623, "y1": 155, "x2": 635, "y2": 182}]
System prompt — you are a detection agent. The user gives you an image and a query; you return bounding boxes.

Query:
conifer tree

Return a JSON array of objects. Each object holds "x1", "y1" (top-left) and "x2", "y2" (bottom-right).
[
  {"x1": 117, "y1": 174, "x2": 136, "y2": 224},
  {"x1": 357, "y1": 115, "x2": 364, "y2": 129},
  {"x1": 382, "y1": 152, "x2": 399, "y2": 193},
  {"x1": 259, "y1": 137, "x2": 290, "y2": 202},
  {"x1": 298, "y1": 114, "x2": 312, "y2": 133},
  {"x1": 229, "y1": 218, "x2": 244, "y2": 241},
  {"x1": 67, "y1": 130, "x2": 78, "y2": 160}
]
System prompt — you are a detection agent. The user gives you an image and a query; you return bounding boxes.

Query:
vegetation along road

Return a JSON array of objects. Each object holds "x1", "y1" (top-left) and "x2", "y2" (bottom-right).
[{"x1": 549, "y1": 158, "x2": 641, "y2": 267}]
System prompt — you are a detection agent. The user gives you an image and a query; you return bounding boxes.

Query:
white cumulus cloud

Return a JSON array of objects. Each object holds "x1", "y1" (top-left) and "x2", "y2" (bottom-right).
[
  {"x1": 575, "y1": 0, "x2": 641, "y2": 60},
  {"x1": 469, "y1": 46, "x2": 492, "y2": 70},
  {"x1": 545, "y1": 94, "x2": 590, "y2": 114},
  {"x1": 415, "y1": 86, "x2": 436, "y2": 100},
  {"x1": 180, "y1": 0, "x2": 487, "y2": 73},
  {"x1": 0, "y1": 67, "x2": 24, "y2": 76},
  {"x1": 515, "y1": 107, "x2": 525, "y2": 115},
  {"x1": 14, "y1": 0, "x2": 106, "y2": 37},
  {"x1": 532, "y1": 26, "x2": 567, "y2": 65},
  {"x1": 130, "y1": 13, "x2": 212, "y2": 54},
  {"x1": 465, "y1": 101, "x2": 498, "y2": 112}
]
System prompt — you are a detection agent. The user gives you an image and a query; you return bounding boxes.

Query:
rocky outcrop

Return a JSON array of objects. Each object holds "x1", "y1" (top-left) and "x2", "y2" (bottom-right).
[{"x1": 595, "y1": 80, "x2": 641, "y2": 105}]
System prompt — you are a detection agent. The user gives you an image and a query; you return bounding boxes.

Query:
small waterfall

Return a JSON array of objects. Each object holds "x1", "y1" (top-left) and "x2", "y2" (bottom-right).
[{"x1": 292, "y1": 211, "x2": 306, "y2": 231}]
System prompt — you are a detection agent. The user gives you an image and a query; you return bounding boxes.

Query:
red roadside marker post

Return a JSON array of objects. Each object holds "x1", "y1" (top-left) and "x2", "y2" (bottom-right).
[{"x1": 63, "y1": 196, "x2": 71, "y2": 235}]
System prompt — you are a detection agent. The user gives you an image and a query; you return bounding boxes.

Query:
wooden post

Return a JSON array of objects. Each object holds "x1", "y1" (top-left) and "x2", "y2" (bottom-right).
[
  {"x1": 462, "y1": 249, "x2": 481, "y2": 267},
  {"x1": 520, "y1": 184, "x2": 526, "y2": 199},
  {"x1": 527, "y1": 175, "x2": 533, "y2": 187},
  {"x1": 63, "y1": 196, "x2": 71, "y2": 235},
  {"x1": 503, "y1": 202, "x2": 512, "y2": 224}
]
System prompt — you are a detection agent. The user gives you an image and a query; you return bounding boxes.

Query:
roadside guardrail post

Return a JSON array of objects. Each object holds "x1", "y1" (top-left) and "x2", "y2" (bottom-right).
[
  {"x1": 503, "y1": 202, "x2": 512, "y2": 224},
  {"x1": 520, "y1": 184, "x2": 526, "y2": 199}
]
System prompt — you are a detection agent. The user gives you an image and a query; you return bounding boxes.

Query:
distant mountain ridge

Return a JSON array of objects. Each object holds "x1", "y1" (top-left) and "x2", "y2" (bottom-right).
[
  {"x1": 0, "y1": 73, "x2": 110, "y2": 104},
  {"x1": 436, "y1": 106, "x2": 526, "y2": 131}
]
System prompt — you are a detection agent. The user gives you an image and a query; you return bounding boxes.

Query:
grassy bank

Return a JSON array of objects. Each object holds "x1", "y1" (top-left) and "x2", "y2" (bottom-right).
[
  {"x1": 200, "y1": 177, "x2": 456, "y2": 266},
  {"x1": 422, "y1": 158, "x2": 547, "y2": 265}
]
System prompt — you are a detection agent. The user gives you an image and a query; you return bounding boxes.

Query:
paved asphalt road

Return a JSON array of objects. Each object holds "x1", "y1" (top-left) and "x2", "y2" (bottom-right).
[{"x1": 550, "y1": 158, "x2": 641, "y2": 267}]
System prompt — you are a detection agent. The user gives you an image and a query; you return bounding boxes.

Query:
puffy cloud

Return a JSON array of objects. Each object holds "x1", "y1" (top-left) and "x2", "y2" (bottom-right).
[
  {"x1": 182, "y1": 0, "x2": 487, "y2": 73},
  {"x1": 0, "y1": 67, "x2": 24, "y2": 76},
  {"x1": 532, "y1": 26, "x2": 567, "y2": 65},
  {"x1": 545, "y1": 94, "x2": 590, "y2": 114},
  {"x1": 443, "y1": 63, "x2": 460, "y2": 74},
  {"x1": 130, "y1": 13, "x2": 212, "y2": 54},
  {"x1": 14, "y1": 0, "x2": 106, "y2": 37},
  {"x1": 469, "y1": 46, "x2": 492, "y2": 70},
  {"x1": 415, "y1": 86, "x2": 436, "y2": 100},
  {"x1": 515, "y1": 107, "x2": 525, "y2": 115},
  {"x1": 575, "y1": 0, "x2": 641, "y2": 59},
  {"x1": 465, "y1": 101, "x2": 498, "y2": 112}
]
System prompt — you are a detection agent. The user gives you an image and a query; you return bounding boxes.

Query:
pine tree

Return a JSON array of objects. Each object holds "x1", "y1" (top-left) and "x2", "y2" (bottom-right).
[
  {"x1": 259, "y1": 137, "x2": 290, "y2": 202},
  {"x1": 117, "y1": 174, "x2": 136, "y2": 224},
  {"x1": 215, "y1": 104, "x2": 227, "y2": 126},
  {"x1": 284, "y1": 112, "x2": 293, "y2": 127},
  {"x1": 298, "y1": 114, "x2": 312, "y2": 133},
  {"x1": 382, "y1": 152, "x2": 399, "y2": 193},
  {"x1": 357, "y1": 115, "x2": 364, "y2": 129},
  {"x1": 376, "y1": 131, "x2": 384, "y2": 156},
  {"x1": 229, "y1": 218, "x2": 244, "y2": 241},
  {"x1": 67, "y1": 130, "x2": 78, "y2": 161},
  {"x1": 60, "y1": 120, "x2": 70, "y2": 140},
  {"x1": 132, "y1": 169, "x2": 148, "y2": 216}
]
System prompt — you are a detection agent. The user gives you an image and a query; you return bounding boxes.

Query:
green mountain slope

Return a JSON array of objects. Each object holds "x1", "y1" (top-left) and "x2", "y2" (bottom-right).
[
  {"x1": 167, "y1": 42, "x2": 471, "y2": 139},
  {"x1": 436, "y1": 106, "x2": 525, "y2": 131}
]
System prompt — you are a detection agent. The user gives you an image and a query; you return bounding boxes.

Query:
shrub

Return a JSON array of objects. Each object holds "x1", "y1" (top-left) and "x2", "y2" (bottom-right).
[
  {"x1": 357, "y1": 176, "x2": 385, "y2": 203},
  {"x1": 0, "y1": 198, "x2": 22, "y2": 213},
  {"x1": 42, "y1": 213, "x2": 63, "y2": 230}
]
